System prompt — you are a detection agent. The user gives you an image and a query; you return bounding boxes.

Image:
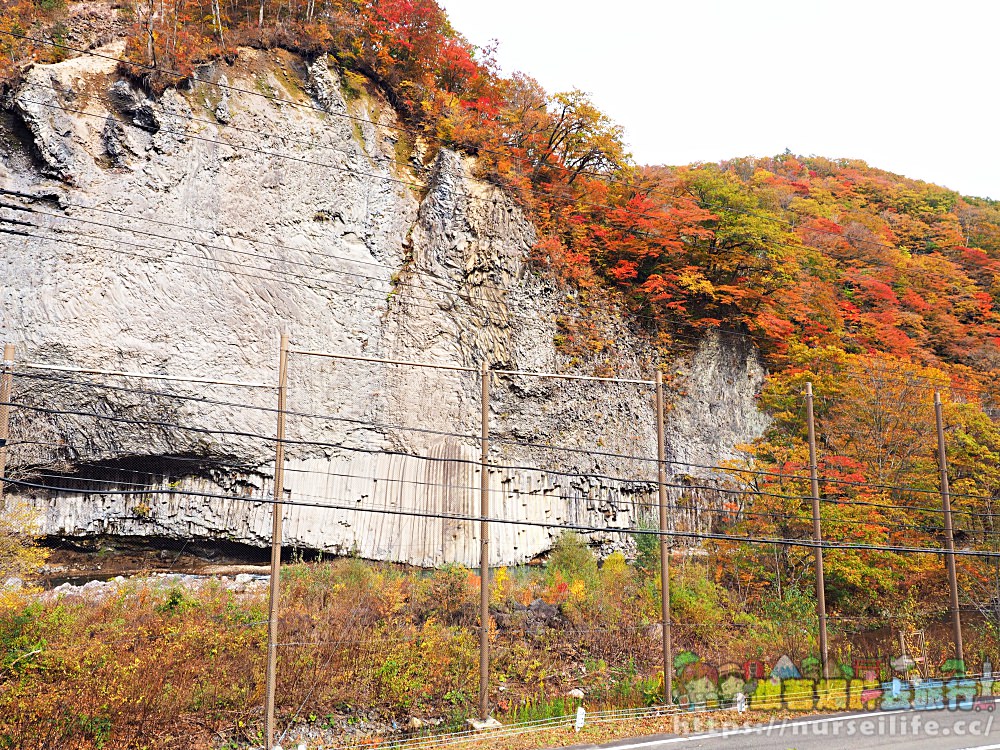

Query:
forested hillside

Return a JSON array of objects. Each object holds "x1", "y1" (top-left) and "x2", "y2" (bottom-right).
[{"x1": 6, "y1": 0, "x2": 1000, "y2": 629}]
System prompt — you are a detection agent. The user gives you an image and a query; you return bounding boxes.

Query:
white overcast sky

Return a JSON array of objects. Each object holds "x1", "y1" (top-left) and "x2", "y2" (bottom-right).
[{"x1": 440, "y1": 0, "x2": 1000, "y2": 199}]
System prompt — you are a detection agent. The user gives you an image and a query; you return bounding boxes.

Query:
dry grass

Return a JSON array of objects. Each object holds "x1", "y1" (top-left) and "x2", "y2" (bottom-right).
[{"x1": 0, "y1": 539, "x2": 981, "y2": 748}]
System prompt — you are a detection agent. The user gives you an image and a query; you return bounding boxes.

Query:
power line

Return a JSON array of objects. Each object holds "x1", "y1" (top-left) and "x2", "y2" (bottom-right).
[
  {"x1": 5, "y1": 398, "x2": 811, "y2": 501},
  {"x1": 11, "y1": 364, "x2": 996, "y2": 507},
  {"x1": 10, "y1": 55, "x2": 992, "y2": 307},
  {"x1": 3, "y1": 193, "x2": 993, "y2": 399},
  {"x1": 23, "y1": 439, "x2": 996, "y2": 527},
  {"x1": 0, "y1": 224, "x2": 464, "y2": 322},
  {"x1": 25, "y1": 467, "x2": 950, "y2": 536},
  {"x1": 20, "y1": 362, "x2": 272, "y2": 389},
  {"x1": 0, "y1": 192, "x2": 674, "y2": 360},
  {"x1": 8, "y1": 475, "x2": 997, "y2": 559},
  {"x1": 0, "y1": 124, "x2": 746, "y2": 343},
  {"x1": 3, "y1": 94, "x2": 996, "y2": 394},
  {"x1": 0, "y1": 186, "x2": 536, "y2": 304},
  {"x1": 0, "y1": 212, "x2": 462, "y2": 313},
  {"x1": 0, "y1": 199, "x2": 733, "y2": 371},
  {"x1": 12, "y1": 393, "x2": 1000, "y2": 531},
  {"x1": 3, "y1": 215, "x2": 668, "y2": 354},
  {"x1": 3, "y1": 207, "x2": 991, "y2": 404}
]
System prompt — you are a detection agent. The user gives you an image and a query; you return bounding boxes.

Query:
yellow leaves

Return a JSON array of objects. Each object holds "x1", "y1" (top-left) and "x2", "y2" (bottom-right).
[
  {"x1": 675, "y1": 268, "x2": 716, "y2": 298},
  {"x1": 567, "y1": 578, "x2": 587, "y2": 602},
  {"x1": 601, "y1": 551, "x2": 627, "y2": 577},
  {"x1": 490, "y1": 566, "x2": 510, "y2": 606},
  {"x1": 0, "y1": 501, "x2": 47, "y2": 581},
  {"x1": 750, "y1": 167, "x2": 776, "y2": 186}
]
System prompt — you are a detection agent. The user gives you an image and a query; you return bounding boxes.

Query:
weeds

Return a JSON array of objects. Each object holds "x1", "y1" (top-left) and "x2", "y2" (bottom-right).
[{"x1": 0, "y1": 538, "x2": 984, "y2": 748}]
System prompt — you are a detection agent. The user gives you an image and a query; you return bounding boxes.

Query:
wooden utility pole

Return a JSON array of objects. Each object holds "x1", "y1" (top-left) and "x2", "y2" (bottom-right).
[
  {"x1": 654, "y1": 371, "x2": 673, "y2": 704},
  {"x1": 934, "y1": 390, "x2": 965, "y2": 666},
  {"x1": 478, "y1": 361, "x2": 491, "y2": 721},
  {"x1": 805, "y1": 382, "x2": 830, "y2": 679},
  {"x1": 0, "y1": 344, "x2": 15, "y2": 509},
  {"x1": 264, "y1": 333, "x2": 289, "y2": 750}
]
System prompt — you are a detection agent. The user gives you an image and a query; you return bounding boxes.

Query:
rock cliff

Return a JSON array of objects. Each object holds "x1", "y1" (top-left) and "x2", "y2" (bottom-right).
[{"x1": 0, "y1": 45, "x2": 770, "y2": 565}]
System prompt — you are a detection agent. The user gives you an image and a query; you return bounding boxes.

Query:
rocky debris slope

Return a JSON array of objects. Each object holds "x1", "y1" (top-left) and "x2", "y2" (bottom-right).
[{"x1": 1, "y1": 46, "x2": 769, "y2": 565}]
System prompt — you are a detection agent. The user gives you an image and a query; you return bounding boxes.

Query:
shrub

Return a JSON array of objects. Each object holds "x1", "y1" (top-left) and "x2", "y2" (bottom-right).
[{"x1": 546, "y1": 532, "x2": 597, "y2": 588}]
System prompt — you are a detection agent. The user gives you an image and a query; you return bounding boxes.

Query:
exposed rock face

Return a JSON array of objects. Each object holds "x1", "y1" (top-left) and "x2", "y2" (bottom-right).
[
  {"x1": 0, "y1": 46, "x2": 769, "y2": 566},
  {"x1": 14, "y1": 68, "x2": 80, "y2": 182},
  {"x1": 305, "y1": 57, "x2": 349, "y2": 117},
  {"x1": 213, "y1": 74, "x2": 232, "y2": 124},
  {"x1": 107, "y1": 79, "x2": 160, "y2": 133}
]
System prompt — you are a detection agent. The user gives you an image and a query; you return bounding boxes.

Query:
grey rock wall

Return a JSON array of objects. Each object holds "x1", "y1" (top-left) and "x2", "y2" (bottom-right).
[{"x1": 0, "y1": 46, "x2": 769, "y2": 565}]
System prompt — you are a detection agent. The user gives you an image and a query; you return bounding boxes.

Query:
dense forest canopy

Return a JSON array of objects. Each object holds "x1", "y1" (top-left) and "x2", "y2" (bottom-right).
[{"x1": 5, "y1": 0, "x2": 1000, "y2": 621}]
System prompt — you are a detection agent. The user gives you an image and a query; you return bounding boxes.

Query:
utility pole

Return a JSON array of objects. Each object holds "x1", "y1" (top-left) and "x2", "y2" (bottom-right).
[
  {"x1": 805, "y1": 382, "x2": 830, "y2": 679},
  {"x1": 934, "y1": 390, "x2": 965, "y2": 666},
  {"x1": 654, "y1": 371, "x2": 673, "y2": 704},
  {"x1": 478, "y1": 361, "x2": 491, "y2": 721},
  {"x1": 264, "y1": 332, "x2": 289, "y2": 750},
  {"x1": 0, "y1": 344, "x2": 15, "y2": 510}
]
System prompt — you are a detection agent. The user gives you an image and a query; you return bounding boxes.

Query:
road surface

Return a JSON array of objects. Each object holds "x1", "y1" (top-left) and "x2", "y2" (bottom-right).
[{"x1": 554, "y1": 706, "x2": 1000, "y2": 749}]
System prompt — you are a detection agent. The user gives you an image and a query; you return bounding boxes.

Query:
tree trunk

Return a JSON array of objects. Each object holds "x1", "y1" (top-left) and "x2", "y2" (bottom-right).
[{"x1": 212, "y1": 0, "x2": 225, "y2": 45}]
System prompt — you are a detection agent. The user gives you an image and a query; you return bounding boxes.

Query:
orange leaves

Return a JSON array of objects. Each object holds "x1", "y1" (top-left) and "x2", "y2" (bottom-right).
[
  {"x1": 608, "y1": 259, "x2": 639, "y2": 282},
  {"x1": 750, "y1": 312, "x2": 795, "y2": 351},
  {"x1": 531, "y1": 235, "x2": 596, "y2": 288}
]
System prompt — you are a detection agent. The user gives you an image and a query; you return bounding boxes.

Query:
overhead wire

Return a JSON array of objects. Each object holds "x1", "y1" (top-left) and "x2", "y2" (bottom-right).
[
  {"x1": 5, "y1": 398, "x2": 830, "y2": 504},
  {"x1": 0, "y1": 186, "x2": 540, "y2": 305},
  {"x1": 25, "y1": 467, "x2": 951, "y2": 537},
  {"x1": 2, "y1": 191, "x2": 992, "y2": 400},
  {"x1": 6, "y1": 29, "x2": 997, "y2": 728},
  {"x1": 0, "y1": 214, "x2": 462, "y2": 314},
  {"x1": 6, "y1": 475, "x2": 997, "y2": 560},
  {"x1": 0, "y1": 97, "x2": 993, "y2": 397},
  {"x1": 0, "y1": 154, "x2": 739, "y2": 344},
  {"x1": 2, "y1": 208, "x2": 990, "y2": 402},
  {"x1": 23, "y1": 442, "x2": 995, "y2": 530},
  {"x1": 8, "y1": 401, "x2": 1000, "y2": 536},
  {"x1": 2, "y1": 49, "x2": 995, "y2": 539},
  {"x1": 10, "y1": 367, "x2": 997, "y2": 508},
  {"x1": 7, "y1": 68, "x2": 990, "y2": 302}
]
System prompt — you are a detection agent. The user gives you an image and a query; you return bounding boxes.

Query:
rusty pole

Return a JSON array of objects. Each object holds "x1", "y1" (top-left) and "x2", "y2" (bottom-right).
[
  {"x1": 655, "y1": 371, "x2": 673, "y2": 704},
  {"x1": 0, "y1": 344, "x2": 15, "y2": 509},
  {"x1": 479, "y1": 361, "x2": 491, "y2": 721},
  {"x1": 805, "y1": 382, "x2": 830, "y2": 680},
  {"x1": 264, "y1": 332, "x2": 289, "y2": 750},
  {"x1": 934, "y1": 390, "x2": 965, "y2": 666}
]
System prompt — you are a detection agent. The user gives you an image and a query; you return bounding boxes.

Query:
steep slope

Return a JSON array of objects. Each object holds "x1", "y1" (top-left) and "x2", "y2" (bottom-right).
[{"x1": 0, "y1": 46, "x2": 769, "y2": 565}]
